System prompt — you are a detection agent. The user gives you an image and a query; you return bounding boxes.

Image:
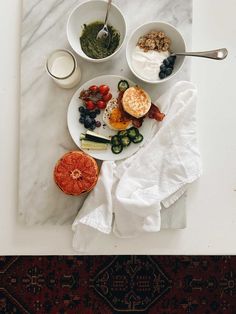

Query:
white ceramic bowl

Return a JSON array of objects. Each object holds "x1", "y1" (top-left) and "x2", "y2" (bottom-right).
[
  {"x1": 67, "y1": 0, "x2": 126, "y2": 63},
  {"x1": 126, "y1": 21, "x2": 186, "y2": 84}
]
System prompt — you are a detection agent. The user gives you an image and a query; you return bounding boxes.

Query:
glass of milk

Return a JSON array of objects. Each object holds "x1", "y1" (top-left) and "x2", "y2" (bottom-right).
[{"x1": 46, "y1": 49, "x2": 81, "y2": 89}]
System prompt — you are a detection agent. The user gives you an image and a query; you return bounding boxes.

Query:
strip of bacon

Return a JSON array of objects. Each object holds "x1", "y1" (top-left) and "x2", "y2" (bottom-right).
[{"x1": 148, "y1": 103, "x2": 165, "y2": 121}]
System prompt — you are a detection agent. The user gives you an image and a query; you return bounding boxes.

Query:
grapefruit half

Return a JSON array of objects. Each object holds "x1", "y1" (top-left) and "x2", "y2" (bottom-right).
[{"x1": 54, "y1": 151, "x2": 99, "y2": 196}]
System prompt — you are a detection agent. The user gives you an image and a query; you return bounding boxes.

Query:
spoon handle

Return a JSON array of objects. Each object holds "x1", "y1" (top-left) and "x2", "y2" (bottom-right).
[
  {"x1": 104, "y1": 0, "x2": 112, "y2": 26},
  {"x1": 173, "y1": 48, "x2": 228, "y2": 60}
]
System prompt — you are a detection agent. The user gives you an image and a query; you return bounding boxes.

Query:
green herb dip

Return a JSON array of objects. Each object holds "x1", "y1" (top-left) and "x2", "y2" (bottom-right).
[{"x1": 80, "y1": 21, "x2": 120, "y2": 59}]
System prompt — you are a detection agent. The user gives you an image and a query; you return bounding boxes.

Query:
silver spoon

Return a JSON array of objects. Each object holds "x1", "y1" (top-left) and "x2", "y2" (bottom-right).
[
  {"x1": 172, "y1": 48, "x2": 228, "y2": 60},
  {"x1": 96, "y1": 0, "x2": 112, "y2": 41}
]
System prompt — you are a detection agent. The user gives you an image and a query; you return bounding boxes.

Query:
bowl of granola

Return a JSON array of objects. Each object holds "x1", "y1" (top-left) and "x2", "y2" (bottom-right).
[{"x1": 126, "y1": 22, "x2": 186, "y2": 84}]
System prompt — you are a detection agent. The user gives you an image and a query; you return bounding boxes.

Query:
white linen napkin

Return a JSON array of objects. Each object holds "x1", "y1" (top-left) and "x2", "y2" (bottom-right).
[{"x1": 72, "y1": 81, "x2": 202, "y2": 247}]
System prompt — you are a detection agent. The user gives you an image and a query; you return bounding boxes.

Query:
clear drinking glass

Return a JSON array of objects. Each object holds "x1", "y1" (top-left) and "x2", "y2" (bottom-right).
[{"x1": 46, "y1": 49, "x2": 81, "y2": 89}]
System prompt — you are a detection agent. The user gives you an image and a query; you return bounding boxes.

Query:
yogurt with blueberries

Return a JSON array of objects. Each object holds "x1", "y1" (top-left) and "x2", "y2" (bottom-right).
[
  {"x1": 132, "y1": 30, "x2": 176, "y2": 81},
  {"x1": 132, "y1": 46, "x2": 170, "y2": 81},
  {"x1": 132, "y1": 46, "x2": 177, "y2": 81}
]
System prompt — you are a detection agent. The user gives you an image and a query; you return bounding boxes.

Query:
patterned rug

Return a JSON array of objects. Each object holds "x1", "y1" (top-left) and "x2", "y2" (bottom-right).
[{"x1": 0, "y1": 256, "x2": 235, "y2": 314}]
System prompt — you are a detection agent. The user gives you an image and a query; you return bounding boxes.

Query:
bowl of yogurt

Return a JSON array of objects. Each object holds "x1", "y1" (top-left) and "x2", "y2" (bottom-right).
[{"x1": 126, "y1": 22, "x2": 186, "y2": 84}]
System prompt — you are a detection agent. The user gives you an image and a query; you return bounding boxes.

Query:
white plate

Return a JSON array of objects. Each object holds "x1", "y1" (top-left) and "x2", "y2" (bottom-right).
[{"x1": 67, "y1": 75, "x2": 152, "y2": 161}]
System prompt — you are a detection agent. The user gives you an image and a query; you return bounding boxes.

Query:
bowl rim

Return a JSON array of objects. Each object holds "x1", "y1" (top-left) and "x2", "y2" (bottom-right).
[
  {"x1": 67, "y1": 0, "x2": 127, "y2": 62},
  {"x1": 126, "y1": 20, "x2": 187, "y2": 84}
]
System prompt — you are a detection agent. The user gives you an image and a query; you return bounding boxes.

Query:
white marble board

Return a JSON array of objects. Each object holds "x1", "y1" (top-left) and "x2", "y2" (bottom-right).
[{"x1": 20, "y1": 0, "x2": 192, "y2": 225}]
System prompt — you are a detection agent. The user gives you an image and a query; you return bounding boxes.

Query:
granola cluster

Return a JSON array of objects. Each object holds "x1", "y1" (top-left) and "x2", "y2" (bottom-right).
[{"x1": 137, "y1": 30, "x2": 171, "y2": 52}]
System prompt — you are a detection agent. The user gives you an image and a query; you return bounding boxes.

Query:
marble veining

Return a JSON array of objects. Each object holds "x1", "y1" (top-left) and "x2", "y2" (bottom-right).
[{"x1": 20, "y1": 0, "x2": 192, "y2": 224}]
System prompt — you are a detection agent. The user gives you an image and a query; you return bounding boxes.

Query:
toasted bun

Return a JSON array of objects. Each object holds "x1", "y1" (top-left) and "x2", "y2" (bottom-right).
[{"x1": 122, "y1": 86, "x2": 151, "y2": 118}]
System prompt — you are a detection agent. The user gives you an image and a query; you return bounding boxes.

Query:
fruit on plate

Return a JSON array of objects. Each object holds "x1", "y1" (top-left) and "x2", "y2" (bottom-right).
[
  {"x1": 54, "y1": 151, "x2": 98, "y2": 195},
  {"x1": 99, "y1": 84, "x2": 110, "y2": 95},
  {"x1": 78, "y1": 106, "x2": 101, "y2": 130},
  {"x1": 79, "y1": 84, "x2": 112, "y2": 111}
]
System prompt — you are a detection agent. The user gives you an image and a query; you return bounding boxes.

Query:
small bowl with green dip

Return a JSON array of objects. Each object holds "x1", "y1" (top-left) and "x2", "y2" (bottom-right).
[{"x1": 67, "y1": 0, "x2": 126, "y2": 63}]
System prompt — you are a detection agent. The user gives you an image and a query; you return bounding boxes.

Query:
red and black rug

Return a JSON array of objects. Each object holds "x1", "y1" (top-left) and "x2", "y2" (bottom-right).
[{"x1": 0, "y1": 256, "x2": 235, "y2": 313}]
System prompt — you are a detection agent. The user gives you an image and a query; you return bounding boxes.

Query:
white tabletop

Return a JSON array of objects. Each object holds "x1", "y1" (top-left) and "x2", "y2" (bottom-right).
[{"x1": 0, "y1": 0, "x2": 235, "y2": 255}]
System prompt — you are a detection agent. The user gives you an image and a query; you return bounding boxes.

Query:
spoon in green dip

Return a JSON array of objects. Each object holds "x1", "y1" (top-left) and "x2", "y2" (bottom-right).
[{"x1": 96, "y1": 0, "x2": 112, "y2": 43}]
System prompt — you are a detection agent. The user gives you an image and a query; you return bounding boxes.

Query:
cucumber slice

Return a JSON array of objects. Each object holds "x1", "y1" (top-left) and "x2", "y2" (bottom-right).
[
  {"x1": 111, "y1": 135, "x2": 121, "y2": 146},
  {"x1": 84, "y1": 131, "x2": 111, "y2": 143},
  {"x1": 80, "y1": 133, "x2": 86, "y2": 140},
  {"x1": 81, "y1": 140, "x2": 108, "y2": 150},
  {"x1": 86, "y1": 130, "x2": 110, "y2": 141},
  {"x1": 127, "y1": 127, "x2": 139, "y2": 139},
  {"x1": 111, "y1": 145, "x2": 123, "y2": 154},
  {"x1": 131, "y1": 134, "x2": 144, "y2": 144},
  {"x1": 121, "y1": 136, "x2": 131, "y2": 147},
  {"x1": 118, "y1": 80, "x2": 129, "y2": 92}
]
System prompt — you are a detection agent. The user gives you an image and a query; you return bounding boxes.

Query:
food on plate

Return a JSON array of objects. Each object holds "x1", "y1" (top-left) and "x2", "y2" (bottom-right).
[
  {"x1": 103, "y1": 98, "x2": 132, "y2": 131},
  {"x1": 148, "y1": 103, "x2": 165, "y2": 121},
  {"x1": 79, "y1": 84, "x2": 112, "y2": 130},
  {"x1": 96, "y1": 100, "x2": 106, "y2": 109},
  {"x1": 80, "y1": 131, "x2": 110, "y2": 150},
  {"x1": 80, "y1": 130, "x2": 111, "y2": 143},
  {"x1": 122, "y1": 86, "x2": 151, "y2": 119},
  {"x1": 131, "y1": 133, "x2": 143, "y2": 143},
  {"x1": 54, "y1": 151, "x2": 98, "y2": 195},
  {"x1": 118, "y1": 80, "x2": 129, "y2": 92},
  {"x1": 81, "y1": 84, "x2": 111, "y2": 109},
  {"x1": 110, "y1": 127, "x2": 143, "y2": 154},
  {"x1": 99, "y1": 84, "x2": 110, "y2": 95},
  {"x1": 132, "y1": 30, "x2": 176, "y2": 81},
  {"x1": 78, "y1": 106, "x2": 100, "y2": 130},
  {"x1": 80, "y1": 21, "x2": 120, "y2": 59},
  {"x1": 76, "y1": 78, "x2": 165, "y2": 157},
  {"x1": 79, "y1": 84, "x2": 111, "y2": 108},
  {"x1": 81, "y1": 140, "x2": 108, "y2": 150},
  {"x1": 111, "y1": 145, "x2": 123, "y2": 154}
]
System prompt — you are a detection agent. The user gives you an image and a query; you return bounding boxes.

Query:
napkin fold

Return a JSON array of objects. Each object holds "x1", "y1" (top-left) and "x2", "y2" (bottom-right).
[{"x1": 72, "y1": 81, "x2": 202, "y2": 247}]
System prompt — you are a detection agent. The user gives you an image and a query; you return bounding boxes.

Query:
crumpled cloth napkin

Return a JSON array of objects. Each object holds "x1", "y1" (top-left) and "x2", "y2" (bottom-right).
[{"x1": 72, "y1": 81, "x2": 202, "y2": 248}]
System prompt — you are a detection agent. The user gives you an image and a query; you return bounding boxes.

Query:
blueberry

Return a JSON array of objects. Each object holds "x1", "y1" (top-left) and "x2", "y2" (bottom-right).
[
  {"x1": 89, "y1": 124, "x2": 96, "y2": 131},
  {"x1": 95, "y1": 109, "x2": 101, "y2": 115},
  {"x1": 166, "y1": 67, "x2": 173, "y2": 76},
  {"x1": 163, "y1": 58, "x2": 170, "y2": 67},
  {"x1": 168, "y1": 55, "x2": 176, "y2": 65},
  {"x1": 79, "y1": 106, "x2": 85, "y2": 113},
  {"x1": 85, "y1": 116, "x2": 92, "y2": 124},
  {"x1": 84, "y1": 109, "x2": 90, "y2": 115},
  {"x1": 95, "y1": 121, "x2": 101, "y2": 127},
  {"x1": 159, "y1": 71, "x2": 167, "y2": 79},
  {"x1": 79, "y1": 117, "x2": 85, "y2": 124},
  {"x1": 89, "y1": 111, "x2": 97, "y2": 119},
  {"x1": 84, "y1": 122, "x2": 91, "y2": 129},
  {"x1": 160, "y1": 64, "x2": 166, "y2": 71}
]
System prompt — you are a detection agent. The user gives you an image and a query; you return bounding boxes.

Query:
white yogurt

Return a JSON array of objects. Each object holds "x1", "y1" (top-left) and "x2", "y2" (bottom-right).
[{"x1": 132, "y1": 46, "x2": 170, "y2": 81}]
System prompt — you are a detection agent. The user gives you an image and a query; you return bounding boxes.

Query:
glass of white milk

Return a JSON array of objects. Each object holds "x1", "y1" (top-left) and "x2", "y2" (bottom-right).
[{"x1": 46, "y1": 50, "x2": 81, "y2": 88}]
